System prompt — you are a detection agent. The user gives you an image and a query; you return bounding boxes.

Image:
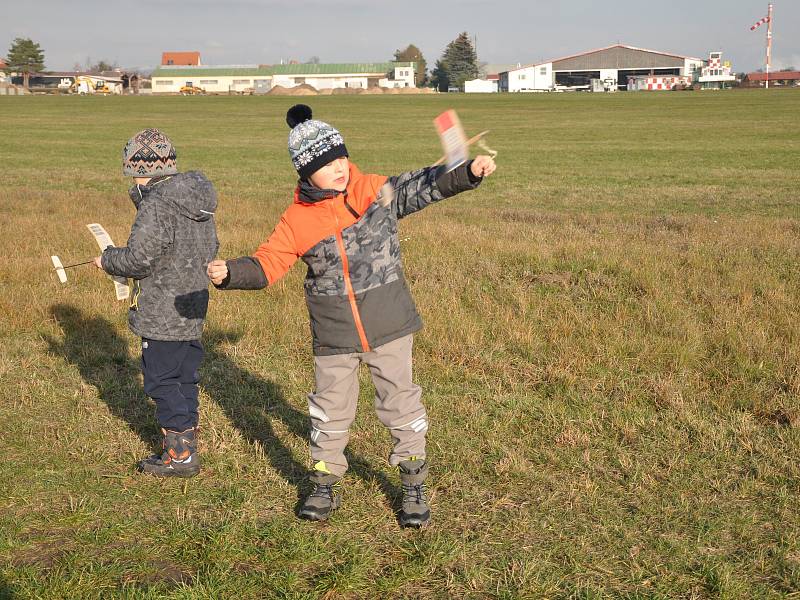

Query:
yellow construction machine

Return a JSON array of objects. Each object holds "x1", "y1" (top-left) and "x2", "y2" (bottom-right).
[
  {"x1": 69, "y1": 76, "x2": 112, "y2": 95},
  {"x1": 179, "y1": 85, "x2": 205, "y2": 95}
]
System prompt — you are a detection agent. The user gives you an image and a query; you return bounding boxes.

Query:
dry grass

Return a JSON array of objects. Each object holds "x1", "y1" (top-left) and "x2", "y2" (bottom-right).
[{"x1": 0, "y1": 90, "x2": 799, "y2": 598}]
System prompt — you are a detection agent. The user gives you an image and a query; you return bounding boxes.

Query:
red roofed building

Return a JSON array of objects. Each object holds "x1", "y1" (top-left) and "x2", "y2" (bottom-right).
[
  {"x1": 161, "y1": 52, "x2": 201, "y2": 66},
  {"x1": 743, "y1": 71, "x2": 800, "y2": 87}
]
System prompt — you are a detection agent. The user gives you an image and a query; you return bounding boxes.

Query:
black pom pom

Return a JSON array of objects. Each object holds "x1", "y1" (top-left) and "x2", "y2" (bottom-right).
[{"x1": 286, "y1": 104, "x2": 313, "y2": 128}]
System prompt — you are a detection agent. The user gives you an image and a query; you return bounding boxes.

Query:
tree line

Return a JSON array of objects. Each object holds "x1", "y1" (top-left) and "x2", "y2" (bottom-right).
[
  {"x1": 394, "y1": 32, "x2": 479, "y2": 91},
  {"x1": 3, "y1": 33, "x2": 482, "y2": 92}
]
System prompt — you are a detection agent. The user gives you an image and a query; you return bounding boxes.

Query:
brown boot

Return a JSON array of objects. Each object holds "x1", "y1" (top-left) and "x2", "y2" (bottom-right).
[{"x1": 137, "y1": 427, "x2": 200, "y2": 478}]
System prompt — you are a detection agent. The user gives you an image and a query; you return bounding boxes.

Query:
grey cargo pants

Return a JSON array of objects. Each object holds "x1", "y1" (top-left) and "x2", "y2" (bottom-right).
[{"x1": 307, "y1": 334, "x2": 427, "y2": 477}]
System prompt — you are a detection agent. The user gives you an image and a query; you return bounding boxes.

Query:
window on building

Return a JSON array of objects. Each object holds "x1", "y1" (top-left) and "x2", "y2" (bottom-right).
[
  {"x1": 233, "y1": 79, "x2": 251, "y2": 84},
  {"x1": 199, "y1": 80, "x2": 218, "y2": 85},
  {"x1": 167, "y1": 60, "x2": 174, "y2": 65},
  {"x1": 155, "y1": 80, "x2": 173, "y2": 86},
  {"x1": 519, "y1": 74, "x2": 526, "y2": 80},
  {"x1": 540, "y1": 67, "x2": 547, "y2": 75}
]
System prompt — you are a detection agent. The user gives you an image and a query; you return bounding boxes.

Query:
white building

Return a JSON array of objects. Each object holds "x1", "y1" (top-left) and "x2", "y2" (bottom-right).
[
  {"x1": 500, "y1": 44, "x2": 704, "y2": 92},
  {"x1": 464, "y1": 78, "x2": 498, "y2": 93},
  {"x1": 150, "y1": 62, "x2": 416, "y2": 94},
  {"x1": 698, "y1": 51, "x2": 736, "y2": 89}
]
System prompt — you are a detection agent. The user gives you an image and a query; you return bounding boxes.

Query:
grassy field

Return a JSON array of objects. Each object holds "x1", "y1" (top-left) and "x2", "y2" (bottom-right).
[{"x1": 0, "y1": 90, "x2": 799, "y2": 599}]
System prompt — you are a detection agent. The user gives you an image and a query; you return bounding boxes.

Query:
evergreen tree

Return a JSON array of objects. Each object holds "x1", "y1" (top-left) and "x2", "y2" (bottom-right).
[
  {"x1": 393, "y1": 44, "x2": 427, "y2": 86},
  {"x1": 430, "y1": 59, "x2": 450, "y2": 92},
  {"x1": 6, "y1": 38, "x2": 45, "y2": 90},
  {"x1": 434, "y1": 32, "x2": 479, "y2": 92}
]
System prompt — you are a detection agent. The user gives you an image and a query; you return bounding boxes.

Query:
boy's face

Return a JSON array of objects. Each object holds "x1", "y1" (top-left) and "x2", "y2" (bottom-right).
[{"x1": 309, "y1": 157, "x2": 349, "y2": 192}]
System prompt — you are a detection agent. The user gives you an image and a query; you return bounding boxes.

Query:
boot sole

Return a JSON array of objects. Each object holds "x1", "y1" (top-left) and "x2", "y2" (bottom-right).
[
  {"x1": 399, "y1": 511, "x2": 431, "y2": 528},
  {"x1": 138, "y1": 465, "x2": 201, "y2": 478},
  {"x1": 298, "y1": 509, "x2": 332, "y2": 521}
]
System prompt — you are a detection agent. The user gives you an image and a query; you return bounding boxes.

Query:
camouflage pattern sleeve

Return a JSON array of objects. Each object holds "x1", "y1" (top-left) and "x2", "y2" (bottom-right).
[
  {"x1": 101, "y1": 200, "x2": 174, "y2": 280},
  {"x1": 387, "y1": 161, "x2": 481, "y2": 220}
]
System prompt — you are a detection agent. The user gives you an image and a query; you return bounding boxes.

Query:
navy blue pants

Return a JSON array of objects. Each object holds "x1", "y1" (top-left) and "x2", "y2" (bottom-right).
[{"x1": 141, "y1": 339, "x2": 203, "y2": 432}]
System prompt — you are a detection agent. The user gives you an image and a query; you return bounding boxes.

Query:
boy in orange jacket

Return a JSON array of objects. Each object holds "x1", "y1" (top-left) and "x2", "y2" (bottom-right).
[{"x1": 208, "y1": 104, "x2": 495, "y2": 526}]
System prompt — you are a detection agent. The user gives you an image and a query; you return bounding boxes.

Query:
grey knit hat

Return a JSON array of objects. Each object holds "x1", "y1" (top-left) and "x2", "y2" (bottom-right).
[
  {"x1": 286, "y1": 104, "x2": 348, "y2": 179},
  {"x1": 122, "y1": 128, "x2": 177, "y2": 177}
]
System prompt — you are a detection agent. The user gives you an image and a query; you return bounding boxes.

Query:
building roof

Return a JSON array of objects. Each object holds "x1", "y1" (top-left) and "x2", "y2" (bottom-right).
[
  {"x1": 152, "y1": 62, "x2": 411, "y2": 78},
  {"x1": 746, "y1": 71, "x2": 800, "y2": 81},
  {"x1": 162, "y1": 52, "x2": 201, "y2": 66},
  {"x1": 505, "y1": 44, "x2": 704, "y2": 73},
  {"x1": 269, "y1": 62, "x2": 404, "y2": 75},
  {"x1": 37, "y1": 71, "x2": 83, "y2": 77},
  {"x1": 153, "y1": 66, "x2": 270, "y2": 77},
  {"x1": 479, "y1": 63, "x2": 518, "y2": 77}
]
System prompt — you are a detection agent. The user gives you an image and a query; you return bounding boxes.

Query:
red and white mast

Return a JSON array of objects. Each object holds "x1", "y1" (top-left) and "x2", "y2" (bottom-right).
[{"x1": 765, "y1": 3, "x2": 773, "y2": 89}]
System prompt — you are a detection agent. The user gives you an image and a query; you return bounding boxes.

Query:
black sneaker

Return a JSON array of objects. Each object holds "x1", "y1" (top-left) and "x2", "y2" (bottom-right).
[
  {"x1": 138, "y1": 428, "x2": 200, "y2": 478},
  {"x1": 299, "y1": 471, "x2": 342, "y2": 521},
  {"x1": 398, "y1": 458, "x2": 430, "y2": 528}
]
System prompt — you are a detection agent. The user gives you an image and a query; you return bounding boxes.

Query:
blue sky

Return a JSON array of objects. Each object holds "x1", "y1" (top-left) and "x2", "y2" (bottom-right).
[{"x1": 3, "y1": 0, "x2": 797, "y2": 73}]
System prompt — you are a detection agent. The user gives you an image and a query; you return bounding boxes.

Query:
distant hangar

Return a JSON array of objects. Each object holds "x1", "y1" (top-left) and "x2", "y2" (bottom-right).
[{"x1": 500, "y1": 44, "x2": 705, "y2": 92}]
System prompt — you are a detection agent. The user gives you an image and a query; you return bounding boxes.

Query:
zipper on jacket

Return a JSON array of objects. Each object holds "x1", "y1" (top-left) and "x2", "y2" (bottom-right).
[
  {"x1": 330, "y1": 199, "x2": 370, "y2": 352},
  {"x1": 343, "y1": 193, "x2": 360, "y2": 219}
]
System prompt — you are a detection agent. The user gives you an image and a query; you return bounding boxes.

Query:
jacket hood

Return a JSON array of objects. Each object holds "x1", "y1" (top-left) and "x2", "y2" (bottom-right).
[{"x1": 128, "y1": 171, "x2": 217, "y2": 221}]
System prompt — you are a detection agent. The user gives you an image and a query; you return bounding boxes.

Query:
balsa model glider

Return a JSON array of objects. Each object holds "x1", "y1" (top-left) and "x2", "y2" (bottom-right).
[
  {"x1": 50, "y1": 223, "x2": 130, "y2": 301},
  {"x1": 433, "y1": 109, "x2": 497, "y2": 170}
]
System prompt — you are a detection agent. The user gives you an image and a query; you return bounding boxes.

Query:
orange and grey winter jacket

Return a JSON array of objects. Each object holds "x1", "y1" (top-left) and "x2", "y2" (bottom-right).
[{"x1": 217, "y1": 161, "x2": 481, "y2": 355}]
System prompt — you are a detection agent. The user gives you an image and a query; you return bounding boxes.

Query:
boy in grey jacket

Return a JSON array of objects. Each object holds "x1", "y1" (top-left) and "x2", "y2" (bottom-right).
[{"x1": 95, "y1": 128, "x2": 219, "y2": 477}]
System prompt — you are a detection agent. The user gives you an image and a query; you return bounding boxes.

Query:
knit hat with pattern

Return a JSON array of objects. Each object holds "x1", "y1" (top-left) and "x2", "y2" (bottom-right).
[
  {"x1": 286, "y1": 104, "x2": 348, "y2": 179},
  {"x1": 122, "y1": 128, "x2": 177, "y2": 177}
]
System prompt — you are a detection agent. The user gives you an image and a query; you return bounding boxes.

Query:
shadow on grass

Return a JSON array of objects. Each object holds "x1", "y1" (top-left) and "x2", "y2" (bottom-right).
[
  {"x1": 45, "y1": 303, "x2": 159, "y2": 447},
  {"x1": 200, "y1": 329, "x2": 308, "y2": 499},
  {"x1": 0, "y1": 573, "x2": 14, "y2": 600},
  {"x1": 44, "y1": 304, "x2": 401, "y2": 515}
]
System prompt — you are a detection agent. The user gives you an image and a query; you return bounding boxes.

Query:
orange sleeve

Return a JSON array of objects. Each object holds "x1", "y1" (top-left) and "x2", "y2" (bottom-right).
[{"x1": 252, "y1": 214, "x2": 300, "y2": 285}]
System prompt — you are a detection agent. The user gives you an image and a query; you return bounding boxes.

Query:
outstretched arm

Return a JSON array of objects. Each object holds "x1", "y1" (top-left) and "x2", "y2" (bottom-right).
[
  {"x1": 389, "y1": 155, "x2": 496, "y2": 219},
  {"x1": 208, "y1": 215, "x2": 299, "y2": 290}
]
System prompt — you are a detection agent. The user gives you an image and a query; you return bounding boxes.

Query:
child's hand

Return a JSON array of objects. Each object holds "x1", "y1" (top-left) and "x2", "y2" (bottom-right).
[
  {"x1": 207, "y1": 260, "x2": 229, "y2": 285},
  {"x1": 470, "y1": 155, "x2": 496, "y2": 178},
  {"x1": 93, "y1": 256, "x2": 103, "y2": 269}
]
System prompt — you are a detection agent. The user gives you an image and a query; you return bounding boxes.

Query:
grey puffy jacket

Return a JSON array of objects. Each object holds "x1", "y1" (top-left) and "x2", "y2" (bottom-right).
[{"x1": 102, "y1": 172, "x2": 219, "y2": 341}]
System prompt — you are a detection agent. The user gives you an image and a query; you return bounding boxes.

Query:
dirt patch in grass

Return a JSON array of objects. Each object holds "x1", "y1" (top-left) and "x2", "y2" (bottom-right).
[
  {"x1": 9, "y1": 546, "x2": 65, "y2": 570},
  {"x1": 530, "y1": 271, "x2": 574, "y2": 287},
  {"x1": 122, "y1": 560, "x2": 194, "y2": 588},
  {"x1": 755, "y1": 407, "x2": 797, "y2": 428},
  {"x1": 9, "y1": 529, "x2": 76, "y2": 570}
]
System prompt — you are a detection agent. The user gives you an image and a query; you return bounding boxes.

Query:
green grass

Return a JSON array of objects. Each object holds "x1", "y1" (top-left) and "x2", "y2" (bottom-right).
[{"x1": 1, "y1": 90, "x2": 799, "y2": 598}]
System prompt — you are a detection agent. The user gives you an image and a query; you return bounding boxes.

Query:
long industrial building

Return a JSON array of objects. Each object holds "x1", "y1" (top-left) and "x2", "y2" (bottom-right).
[
  {"x1": 500, "y1": 44, "x2": 705, "y2": 92},
  {"x1": 150, "y1": 62, "x2": 416, "y2": 94}
]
